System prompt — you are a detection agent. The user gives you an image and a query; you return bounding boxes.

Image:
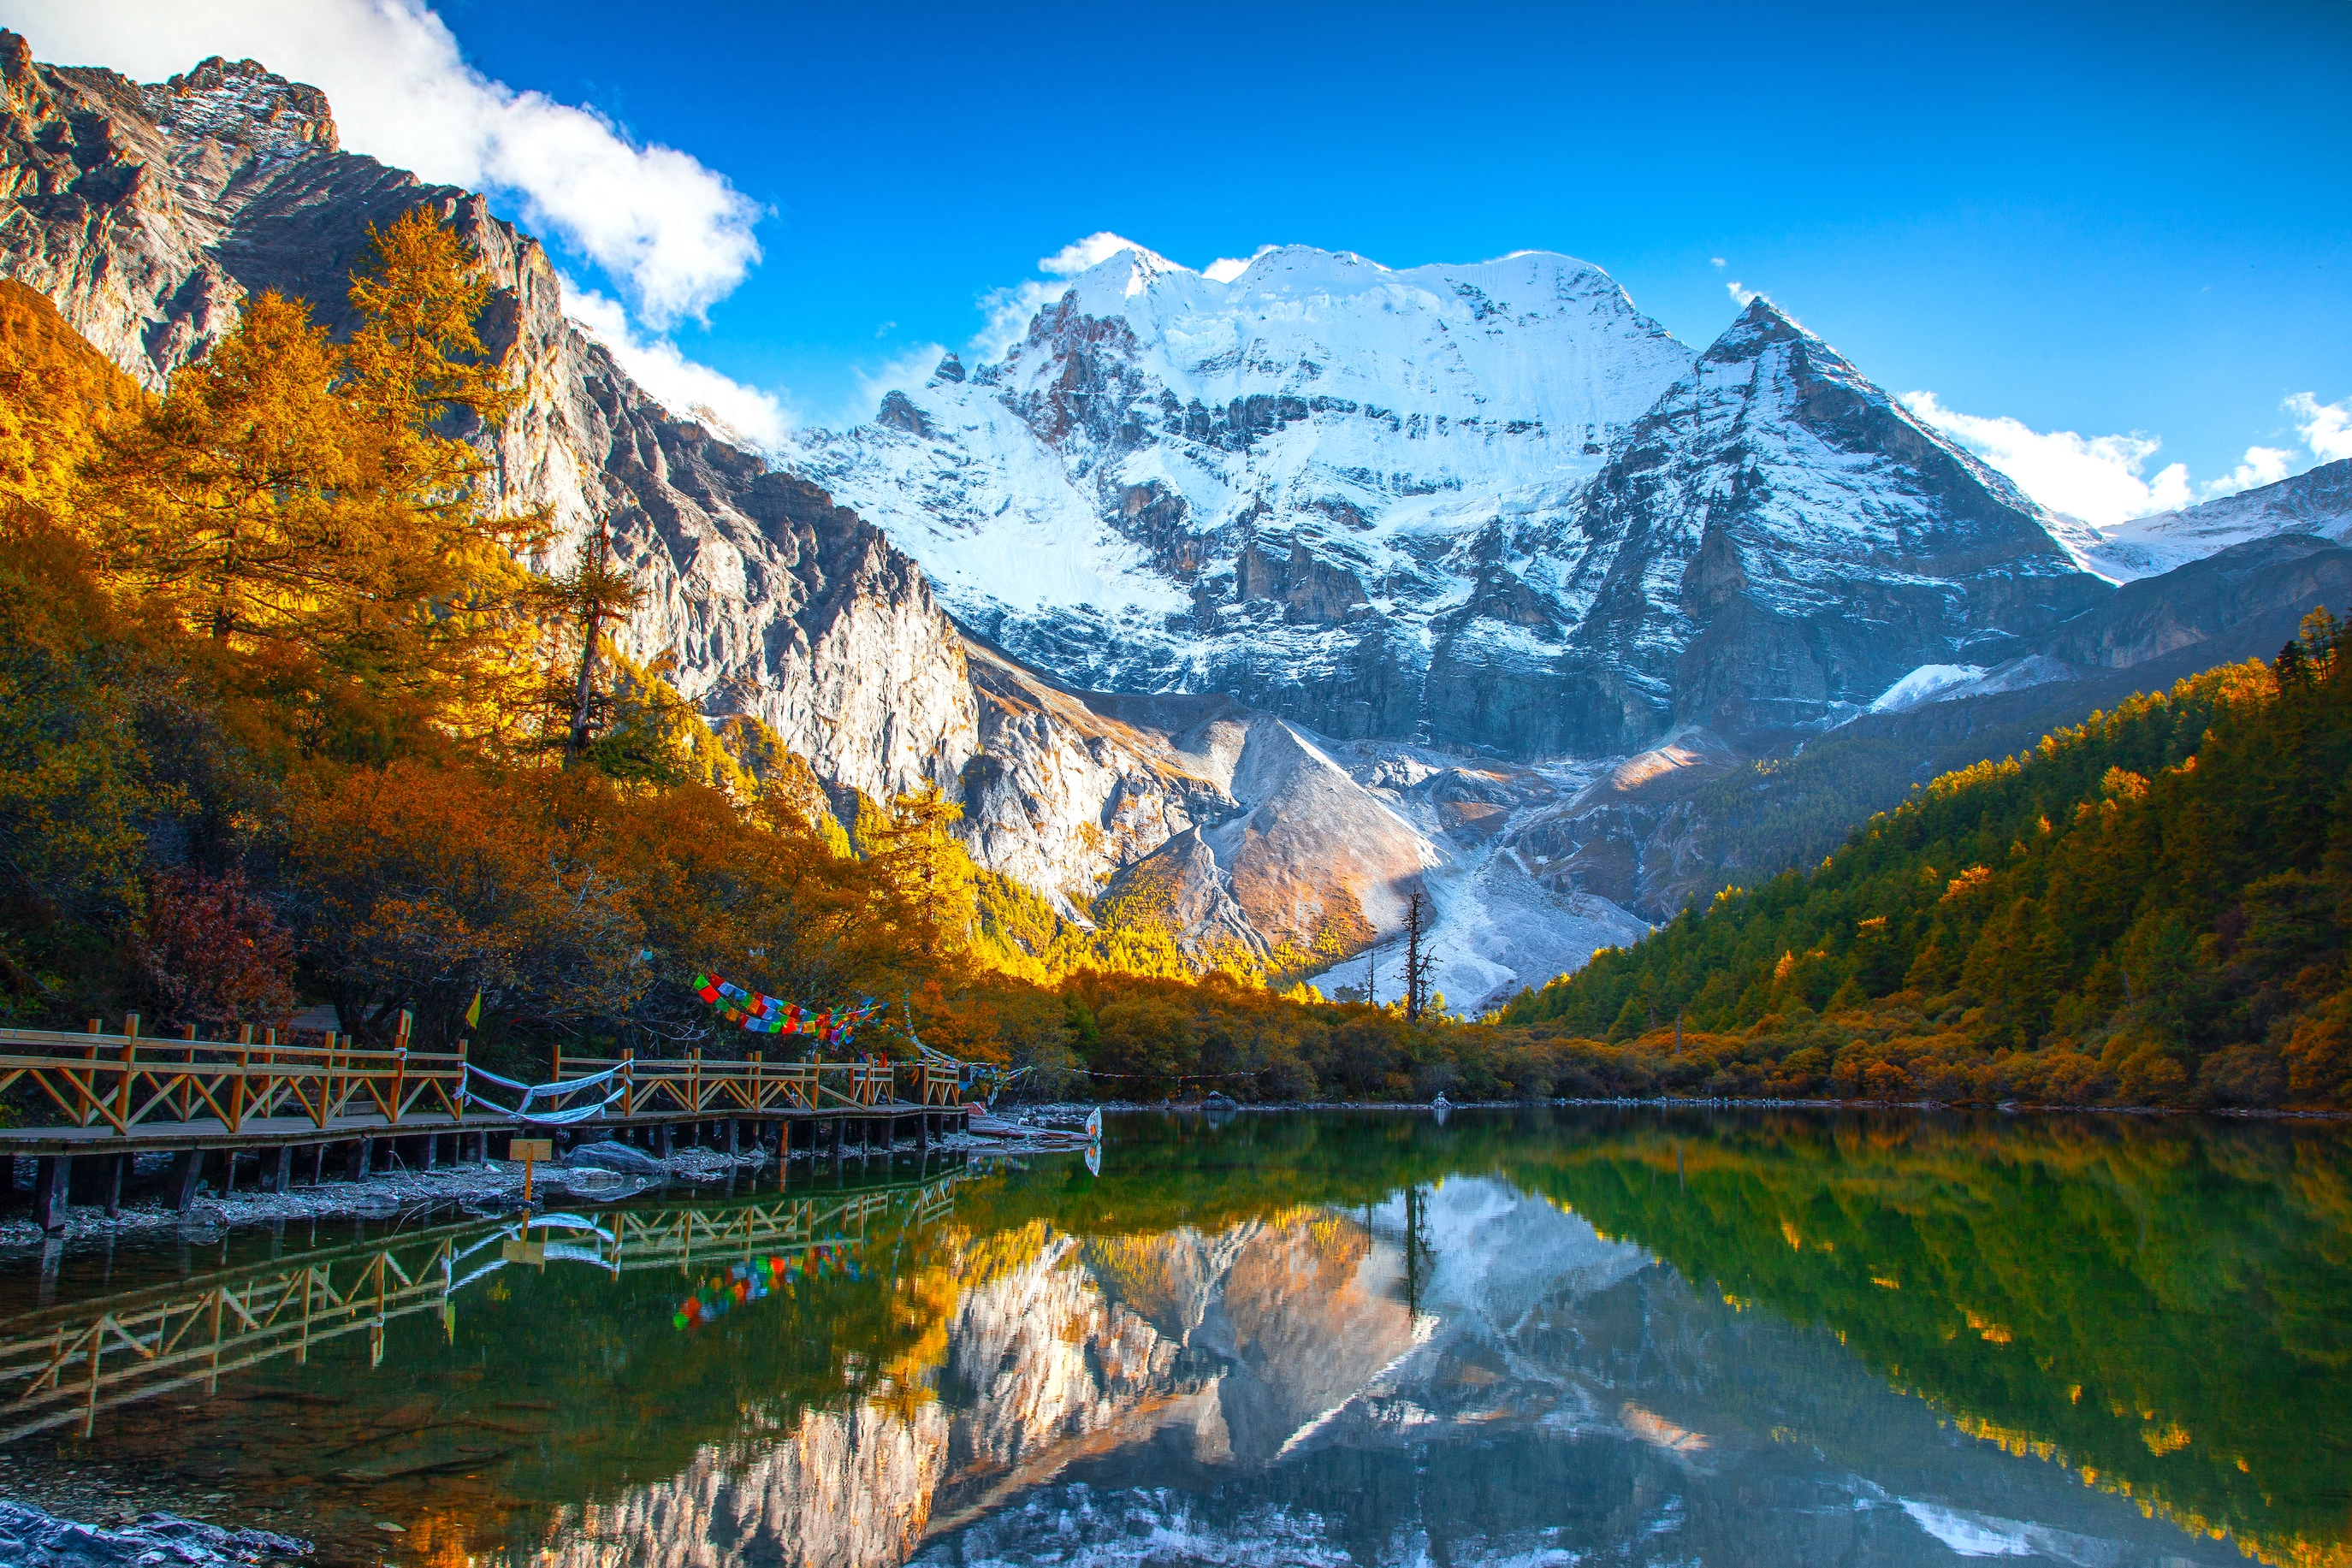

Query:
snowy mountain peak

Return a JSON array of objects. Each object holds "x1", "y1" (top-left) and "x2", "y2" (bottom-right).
[{"x1": 790, "y1": 242, "x2": 2106, "y2": 758}]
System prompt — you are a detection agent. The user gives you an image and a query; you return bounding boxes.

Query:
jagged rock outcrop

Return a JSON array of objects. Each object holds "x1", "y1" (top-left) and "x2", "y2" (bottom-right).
[
  {"x1": 0, "y1": 31, "x2": 976, "y2": 802},
  {"x1": 957, "y1": 642, "x2": 1235, "y2": 915}
]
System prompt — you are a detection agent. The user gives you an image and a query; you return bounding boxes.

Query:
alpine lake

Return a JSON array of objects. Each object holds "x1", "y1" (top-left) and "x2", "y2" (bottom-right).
[{"x1": 2, "y1": 1108, "x2": 2348, "y2": 1568}]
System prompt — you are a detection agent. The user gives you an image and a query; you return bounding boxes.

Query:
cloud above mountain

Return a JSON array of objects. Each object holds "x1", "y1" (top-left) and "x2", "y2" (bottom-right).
[
  {"x1": 562, "y1": 282, "x2": 793, "y2": 450},
  {"x1": 1903, "y1": 389, "x2": 2348, "y2": 528},
  {"x1": 7, "y1": 0, "x2": 761, "y2": 328}
]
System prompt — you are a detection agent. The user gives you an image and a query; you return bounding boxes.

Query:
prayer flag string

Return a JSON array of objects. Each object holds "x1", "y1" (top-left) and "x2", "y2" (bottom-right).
[{"x1": 688, "y1": 970, "x2": 882, "y2": 1046}]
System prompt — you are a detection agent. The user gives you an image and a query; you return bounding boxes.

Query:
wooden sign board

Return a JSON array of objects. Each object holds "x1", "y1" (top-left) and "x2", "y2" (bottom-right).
[
  {"x1": 500, "y1": 1238, "x2": 546, "y2": 1266},
  {"x1": 510, "y1": 1139, "x2": 554, "y2": 1162}
]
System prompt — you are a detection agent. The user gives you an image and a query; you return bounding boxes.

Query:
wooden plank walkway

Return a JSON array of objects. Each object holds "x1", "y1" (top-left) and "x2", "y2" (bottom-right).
[{"x1": 0, "y1": 1018, "x2": 976, "y2": 1230}]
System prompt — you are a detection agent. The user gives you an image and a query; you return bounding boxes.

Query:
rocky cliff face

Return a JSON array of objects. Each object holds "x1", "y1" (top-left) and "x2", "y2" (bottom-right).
[
  {"x1": 1546, "y1": 298, "x2": 2112, "y2": 751},
  {"x1": 0, "y1": 31, "x2": 975, "y2": 802}
]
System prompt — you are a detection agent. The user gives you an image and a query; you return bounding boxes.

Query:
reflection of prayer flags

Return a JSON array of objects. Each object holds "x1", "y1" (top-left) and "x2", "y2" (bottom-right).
[{"x1": 465, "y1": 988, "x2": 482, "y2": 1029}]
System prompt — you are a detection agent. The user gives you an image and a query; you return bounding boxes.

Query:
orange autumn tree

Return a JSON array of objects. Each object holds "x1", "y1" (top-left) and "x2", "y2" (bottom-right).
[{"x1": 80, "y1": 206, "x2": 543, "y2": 754}]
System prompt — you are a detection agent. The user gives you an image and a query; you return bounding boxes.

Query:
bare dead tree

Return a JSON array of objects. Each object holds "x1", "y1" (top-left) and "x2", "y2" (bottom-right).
[{"x1": 1402, "y1": 890, "x2": 1437, "y2": 1021}]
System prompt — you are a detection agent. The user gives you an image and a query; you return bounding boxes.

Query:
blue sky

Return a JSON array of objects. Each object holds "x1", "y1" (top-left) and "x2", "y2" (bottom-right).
[{"x1": 21, "y1": 0, "x2": 2352, "y2": 523}]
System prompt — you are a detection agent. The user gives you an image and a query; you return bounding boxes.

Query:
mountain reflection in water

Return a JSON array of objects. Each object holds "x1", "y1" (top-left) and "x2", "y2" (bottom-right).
[{"x1": 3, "y1": 1109, "x2": 2346, "y2": 1568}]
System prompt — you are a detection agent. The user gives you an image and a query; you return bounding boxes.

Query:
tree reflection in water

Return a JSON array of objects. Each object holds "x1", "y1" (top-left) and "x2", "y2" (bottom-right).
[{"x1": 2, "y1": 1109, "x2": 2344, "y2": 1568}]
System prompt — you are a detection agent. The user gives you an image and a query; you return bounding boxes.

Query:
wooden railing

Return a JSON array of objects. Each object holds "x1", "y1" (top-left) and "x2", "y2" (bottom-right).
[
  {"x1": 0, "y1": 1021, "x2": 969, "y2": 1142},
  {"x1": 555, "y1": 1050, "x2": 965, "y2": 1115},
  {"x1": 0, "y1": 1228, "x2": 465, "y2": 1441},
  {"x1": 0, "y1": 1017, "x2": 466, "y2": 1136}
]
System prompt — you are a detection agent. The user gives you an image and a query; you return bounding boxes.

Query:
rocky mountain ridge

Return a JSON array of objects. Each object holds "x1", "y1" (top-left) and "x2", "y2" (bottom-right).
[
  {"x1": 2079, "y1": 458, "x2": 2352, "y2": 581},
  {"x1": 792, "y1": 246, "x2": 2112, "y2": 756}
]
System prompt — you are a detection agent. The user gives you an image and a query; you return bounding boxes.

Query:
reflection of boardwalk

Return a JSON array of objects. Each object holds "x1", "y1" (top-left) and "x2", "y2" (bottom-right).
[{"x1": 0, "y1": 1169, "x2": 976, "y2": 1445}]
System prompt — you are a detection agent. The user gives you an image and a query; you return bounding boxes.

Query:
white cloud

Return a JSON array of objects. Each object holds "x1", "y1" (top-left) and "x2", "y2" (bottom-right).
[
  {"x1": 9, "y1": 0, "x2": 761, "y2": 327},
  {"x1": 1726, "y1": 279, "x2": 1757, "y2": 305},
  {"x1": 1204, "y1": 245, "x2": 1277, "y2": 284},
  {"x1": 2288, "y1": 391, "x2": 2352, "y2": 463},
  {"x1": 1709, "y1": 256, "x2": 1727, "y2": 268},
  {"x1": 971, "y1": 278, "x2": 1067, "y2": 364},
  {"x1": 2202, "y1": 446, "x2": 2295, "y2": 498},
  {"x1": 1901, "y1": 391, "x2": 2191, "y2": 526},
  {"x1": 1905, "y1": 388, "x2": 2352, "y2": 527},
  {"x1": 563, "y1": 281, "x2": 792, "y2": 452}
]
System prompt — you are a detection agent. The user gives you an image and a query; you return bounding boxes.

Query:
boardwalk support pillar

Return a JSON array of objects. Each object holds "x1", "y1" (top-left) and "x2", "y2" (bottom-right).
[
  {"x1": 174, "y1": 1150, "x2": 203, "y2": 1212},
  {"x1": 34, "y1": 1156, "x2": 70, "y2": 1233}
]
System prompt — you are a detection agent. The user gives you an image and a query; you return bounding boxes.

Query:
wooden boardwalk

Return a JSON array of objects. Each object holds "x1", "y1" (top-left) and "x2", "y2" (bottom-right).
[{"x1": 0, "y1": 1018, "x2": 972, "y2": 1231}]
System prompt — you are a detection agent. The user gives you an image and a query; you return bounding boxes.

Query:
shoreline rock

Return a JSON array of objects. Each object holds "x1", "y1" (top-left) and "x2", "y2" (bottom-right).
[{"x1": 0, "y1": 1500, "x2": 310, "y2": 1568}]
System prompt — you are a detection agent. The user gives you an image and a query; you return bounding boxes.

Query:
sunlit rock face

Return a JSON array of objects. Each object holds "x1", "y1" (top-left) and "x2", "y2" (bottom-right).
[
  {"x1": 0, "y1": 31, "x2": 977, "y2": 802},
  {"x1": 542, "y1": 1401, "x2": 951, "y2": 1568}
]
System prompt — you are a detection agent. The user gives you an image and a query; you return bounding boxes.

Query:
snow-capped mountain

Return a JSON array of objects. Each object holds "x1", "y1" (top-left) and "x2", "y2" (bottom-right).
[
  {"x1": 793, "y1": 251, "x2": 2110, "y2": 757},
  {"x1": 797, "y1": 246, "x2": 1692, "y2": 720},
  {"x1": 2079, "y1": 458, "x2": 2352, "y2": 580}
]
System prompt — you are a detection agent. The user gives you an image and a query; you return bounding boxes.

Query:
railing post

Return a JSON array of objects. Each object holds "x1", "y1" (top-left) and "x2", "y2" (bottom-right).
[
  {"x1": 230, "y1": 1038, "x2": 247, "y2": 1133},
  {"x1": 622, "y1": 1046, "x2": 636, "y2": 1115},
  {"x1": 453, "y1": 1039, "x2": 470, "y2": 1123},
  {"x1": 75, "y1": 1018, "x2": 101, "y2": 1129},
  {"x1": 320, "y1": 1031, "x2": 338, "y2": 1129},
  {"x1": 116, "y1": 1019, "x2": 135, "y2": 1134},
  {"x1": 390, "y1": 1010, "x2": 412, "y2": 1126}
]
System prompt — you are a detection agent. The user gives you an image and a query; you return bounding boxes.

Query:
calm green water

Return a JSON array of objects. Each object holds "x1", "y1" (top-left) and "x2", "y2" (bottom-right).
[{"x1": 2, "y1": 1109, "x2": 2348, "y2": 1568}]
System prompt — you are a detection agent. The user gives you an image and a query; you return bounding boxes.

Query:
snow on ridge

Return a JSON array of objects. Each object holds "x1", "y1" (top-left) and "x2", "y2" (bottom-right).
[
  {"x1": 1868, "y1": 664, "x2": 1988, "y2": 713},
  {"x1": 791, "y1": 243, "x2": 1697, "y2": 654},
  {"x1": 2073, "y1": 458, "x2": 2352, "y2": 582}
]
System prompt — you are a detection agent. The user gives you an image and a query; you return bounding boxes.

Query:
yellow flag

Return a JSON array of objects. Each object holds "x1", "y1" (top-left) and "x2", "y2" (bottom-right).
[{"x1": 465, "y1": 988, "x2": 483, "y2": 1029}]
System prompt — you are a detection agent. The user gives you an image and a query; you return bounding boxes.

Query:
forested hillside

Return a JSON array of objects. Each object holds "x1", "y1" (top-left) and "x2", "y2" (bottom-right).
[{"x1": 1501, "y1": 630, "x2": 2352, "y2": 1108}]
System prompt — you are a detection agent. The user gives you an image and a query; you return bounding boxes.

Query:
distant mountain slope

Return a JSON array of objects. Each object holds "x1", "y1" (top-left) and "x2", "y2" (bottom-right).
[{"x1": 2081, "y1": 459, "x2": 2352, "y2": 581}]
